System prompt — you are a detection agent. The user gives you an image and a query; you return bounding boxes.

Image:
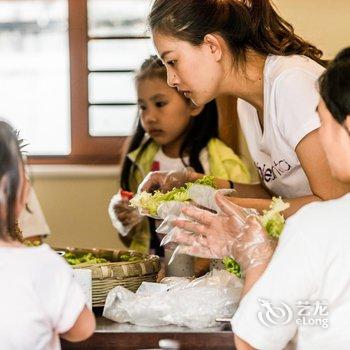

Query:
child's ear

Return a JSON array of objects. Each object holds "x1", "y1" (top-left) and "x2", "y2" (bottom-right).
[{"x1": 190, "y1": 104, "x2": 204, "y2": 117}]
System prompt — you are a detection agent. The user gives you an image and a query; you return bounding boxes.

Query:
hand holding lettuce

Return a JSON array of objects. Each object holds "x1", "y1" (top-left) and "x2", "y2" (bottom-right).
[
  {"x1": 165, "y1": 193, "x2": 276, "y2": 274},
  {"x1": 137, "y1": 168, "x2": 200, "y2": 195},
  {"x1": 129, "y1": 174, "x2": 289, "y2": 277},
  {"x1": 130, "y1": 175, "x2": 216, "y2": 218},
  {"x1": 223, "y1": 197, "x2": 289, "y2": 277}
]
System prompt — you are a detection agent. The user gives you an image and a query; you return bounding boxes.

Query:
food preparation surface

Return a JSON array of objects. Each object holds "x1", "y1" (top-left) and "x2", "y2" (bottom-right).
[{"x1": 61, "y1": 316, "x2": 235, "y2": 350}]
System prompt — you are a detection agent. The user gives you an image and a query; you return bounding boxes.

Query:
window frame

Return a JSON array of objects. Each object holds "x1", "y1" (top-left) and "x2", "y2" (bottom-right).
[{"x1": 29, "y1": 0, "x2": 147, "y2": 165}]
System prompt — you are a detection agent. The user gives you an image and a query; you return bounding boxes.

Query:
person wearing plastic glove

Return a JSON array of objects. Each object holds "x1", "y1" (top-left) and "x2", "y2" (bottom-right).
[
  {"x1": 171, "y1": 193, "x2": 275, "y2": 277},
  {"x1": 109, "y1": 190, "x2": 143, "y2": 239},
  {"x1": 140, "y1": 0, "x2": 350, "y2": 218},
  {"x1": 166, "y1": 48, "x2": 350, "y2": 350}
]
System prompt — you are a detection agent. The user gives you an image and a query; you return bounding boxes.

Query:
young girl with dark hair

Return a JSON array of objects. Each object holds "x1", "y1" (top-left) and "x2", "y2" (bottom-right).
[
  {"x1": 141, "y1": 0, "x2": 350, "y2": 216},
  {"x1": 0, "y1": 121, "x2": 95, "y2": 349},
  {"x1": 109, "y1": 56, "x2": 250, "y2": 260}
]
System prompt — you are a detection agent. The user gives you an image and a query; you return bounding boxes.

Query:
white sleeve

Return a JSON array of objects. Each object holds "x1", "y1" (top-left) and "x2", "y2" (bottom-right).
[
  {"x1": 231, "y1": 219, "x2": 318, "y2": 350},
  {"x1": 275, "y1": 69, "x2": 321, "y2": 150},
  {"x1": 37, "y1": 250, "x2": 87, "y2": 334}
]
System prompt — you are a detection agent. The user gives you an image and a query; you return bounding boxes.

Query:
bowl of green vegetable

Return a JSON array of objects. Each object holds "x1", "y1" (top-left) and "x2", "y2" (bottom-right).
[{"x1": 55, "y1": 247, "x2": 161, "y2": 307}]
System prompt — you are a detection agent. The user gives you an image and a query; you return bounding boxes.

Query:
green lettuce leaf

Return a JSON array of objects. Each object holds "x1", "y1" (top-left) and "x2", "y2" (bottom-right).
[
  {"x1": 222, "y1": 257, "x2": 241, "y2": 278},
  {"x1": 130, "y1": 176, "x2": 215, "y2": 216},
  {"x1": 259, "y1": 197, "x2": 290, "y2": 238},
  {"x1": 224, "y1": 197, "x2": 290, "y2": 278}
]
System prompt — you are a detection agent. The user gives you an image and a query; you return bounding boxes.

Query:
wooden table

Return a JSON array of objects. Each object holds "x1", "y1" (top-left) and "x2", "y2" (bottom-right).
[{"x1": 61, "y1": 316, "x2": 235, "y2": 350}]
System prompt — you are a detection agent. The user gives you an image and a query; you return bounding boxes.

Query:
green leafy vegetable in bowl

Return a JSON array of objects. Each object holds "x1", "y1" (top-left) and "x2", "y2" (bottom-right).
[
  {"x1": 119, "y1": 254, "x2": 141, "y2": 262},
  {"x1": 23, "y1": 240, "x2": 42, "y2": 247},
  {"x1": 63, "y1": 252, "x2": 141, "y2": 265},
  {"x1": 64, "y1": 252, "x2": 108, "y2": 265}
]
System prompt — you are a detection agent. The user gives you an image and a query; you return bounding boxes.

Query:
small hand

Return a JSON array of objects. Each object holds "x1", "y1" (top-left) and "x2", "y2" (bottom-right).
[{"x1": 138, "y1": 169, "x2": 198, "y2": 193}]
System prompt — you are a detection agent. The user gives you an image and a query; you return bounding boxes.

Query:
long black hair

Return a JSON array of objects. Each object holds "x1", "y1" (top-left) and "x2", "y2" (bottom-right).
[
  {"x1": 319, "y1": 47, "x2": 350, "y2": 124},
  {"x1": 149, "y1": 0, "x2": 327, "y2": 67},
  {"x1": 120, "y1": 56, "x2": 219, "y2": 191},
  {"x1": 0, "y1": 121, "x2": 23, "y2": 240}
]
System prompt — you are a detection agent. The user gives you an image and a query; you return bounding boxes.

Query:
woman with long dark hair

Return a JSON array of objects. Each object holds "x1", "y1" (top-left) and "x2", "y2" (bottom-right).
[
  {"x1": 171, "y1": 47, "x2": 350, "y2": 350},
  {"x1": 140, "y1": 0, "x2": 349, "y2": 216}
]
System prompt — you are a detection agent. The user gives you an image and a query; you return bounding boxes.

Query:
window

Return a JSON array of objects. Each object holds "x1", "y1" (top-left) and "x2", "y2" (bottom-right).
[
  {"x1": 0, "y1": 0, "x2": 70, "y2": 156},
  {"x1": 0, "y1": 0, "x2": 154, "y2": 164}
]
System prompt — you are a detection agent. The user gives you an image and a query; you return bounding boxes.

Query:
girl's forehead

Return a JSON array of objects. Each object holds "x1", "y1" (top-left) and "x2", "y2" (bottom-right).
[
  {"x1": 137, "y1": 78, "x2": 176, "y2": 96},
  {"x1": 137, "y1": 77, "x2": 168, "y2": 89}
]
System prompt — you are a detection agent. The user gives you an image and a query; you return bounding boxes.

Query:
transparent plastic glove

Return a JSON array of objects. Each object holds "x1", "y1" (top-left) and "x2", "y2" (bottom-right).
[
  {"x1": 138, "y1": 168, "x2": 197, "y2": 194},
  {"x1": 187, "y1": 184, "x2": 235, "y2": 212},
  {"x1": 156, "y1": 185, "x2": 232, "y2": 249},
  {"x1": 156, "y1": 201, "x2": 190, "y2": 247},
  {"x1": 108, "y1": 191, "x2": 143, "y2": 237},
  {"x1": 171, "y1": 193, "x2": 276, "y2": 274}
]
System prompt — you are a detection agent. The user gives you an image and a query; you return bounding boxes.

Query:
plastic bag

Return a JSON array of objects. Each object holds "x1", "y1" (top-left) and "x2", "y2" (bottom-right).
[{"x1": 103, "y1": 269, "x2": 242, "y2": 329}]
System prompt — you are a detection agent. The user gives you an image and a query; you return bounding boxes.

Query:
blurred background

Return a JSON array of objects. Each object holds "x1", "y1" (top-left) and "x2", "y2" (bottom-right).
[{"x1": 1, "y1": 0, "x2": 349, "y2": 249}]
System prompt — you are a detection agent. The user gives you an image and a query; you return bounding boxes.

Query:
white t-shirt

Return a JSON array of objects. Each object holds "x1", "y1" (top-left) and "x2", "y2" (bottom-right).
[
  {"x1": 153, "y1": 148, "x2": 189, "y2": 172},
  {"x1": 152, "y1": 148, "x2": 210, "y2": 173},
  {"x1": 0, "y1": 244, "x2": 86, "y2": 350},
  {"x1": 238, "y1": 55, "x2": 325, "y2": 198},
  {"x1": 231, "y1": 193, "x2": 350, "y2": 350}
]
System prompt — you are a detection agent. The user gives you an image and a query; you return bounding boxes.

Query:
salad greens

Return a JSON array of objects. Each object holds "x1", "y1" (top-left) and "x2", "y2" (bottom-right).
[
  {"x1": 23, "y1": 240, "x2": 41, "y2": 247},
  {"x1": 223, "y1": 197, "x2": 290, "y2": 278},
  {"x1": 119, "y1": 254, "x2": 141, "y2": 262},
  {"x1": 130, "y1": 175, "x2": 216, "y2": 216},
  {"x1": 64, "y1": 252, "x2": 141, "y2": 265},
  {"x1": 131, "y1": 176, "x2": 289, "y2": 279},
  {"x1": 223, "y1": 257, "x2": 241, "y2": 278},
  {"x1": 64, "y1": 252, "x2": 108, "y2": 265},
  {"x1": 258, "y1": 197, "x2": 290, "y2": 238}
]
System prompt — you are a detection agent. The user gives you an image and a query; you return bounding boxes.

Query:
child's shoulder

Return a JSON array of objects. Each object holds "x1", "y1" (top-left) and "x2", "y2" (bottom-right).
[{"x1": 9, "y1": 244, "x2": 70, "y2": 275}]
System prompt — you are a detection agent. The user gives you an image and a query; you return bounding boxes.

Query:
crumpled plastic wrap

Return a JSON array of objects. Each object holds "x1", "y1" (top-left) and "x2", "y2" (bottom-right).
[{"x1": 103, "y1": 269, "x2": 242, "y2": 329}]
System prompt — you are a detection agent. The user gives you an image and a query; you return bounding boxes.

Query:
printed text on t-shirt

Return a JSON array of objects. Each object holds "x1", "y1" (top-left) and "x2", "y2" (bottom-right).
[{"x1": 255, "y1": 160, "x2": 292, "y2": 183}]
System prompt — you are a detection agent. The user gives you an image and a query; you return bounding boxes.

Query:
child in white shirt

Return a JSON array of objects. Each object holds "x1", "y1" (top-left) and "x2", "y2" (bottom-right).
[{"x1": 0, "y1": 121, "x2": 95, "y2": 350}]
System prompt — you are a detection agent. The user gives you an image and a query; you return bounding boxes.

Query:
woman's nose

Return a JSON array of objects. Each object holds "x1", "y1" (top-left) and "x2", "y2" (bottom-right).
[{"x1": 167, "y1": 72, "x2": 180, "y2": 88}]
